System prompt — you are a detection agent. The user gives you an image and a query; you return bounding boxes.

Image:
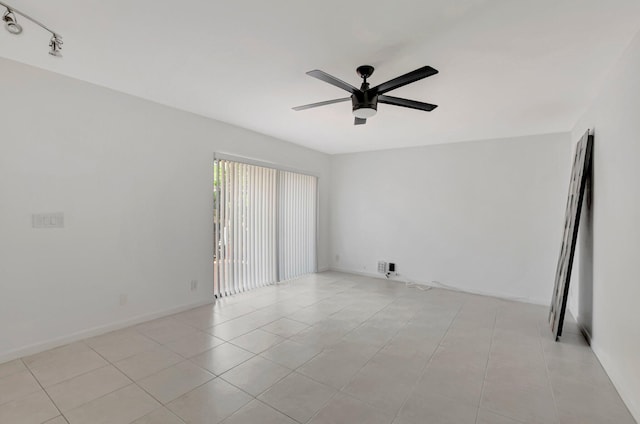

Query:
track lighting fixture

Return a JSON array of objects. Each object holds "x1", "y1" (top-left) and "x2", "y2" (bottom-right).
[
  {"x1": 3, "y1": 9, "x2": 21, "y2": 34},
  {"x1": 0, "y1": 1, "x2": 63, "y2": 57},
  {"x1": 49, "y1": 34, "x2": 62, "y2": 57}
]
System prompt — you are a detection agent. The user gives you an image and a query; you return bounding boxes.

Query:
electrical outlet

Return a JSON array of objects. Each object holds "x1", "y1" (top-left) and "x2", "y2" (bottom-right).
[
  {"x1": 190, "y1": 280, "x2": 198, "y2": 291},
  {"x1": 119, "y1": 294, "x2": 128, "y2": 307},
  {"x1": 377, "y1": 261, "x2": 387, "y2": 274}
]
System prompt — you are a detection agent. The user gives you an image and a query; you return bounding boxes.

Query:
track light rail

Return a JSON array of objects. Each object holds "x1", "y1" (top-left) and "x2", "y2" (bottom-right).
[
  {"x1": 0, "y1": 1, "x2": 60, "y2": 36},
  {"x1": 1, "y1": 1, "x2": 63, "y2": 56}
]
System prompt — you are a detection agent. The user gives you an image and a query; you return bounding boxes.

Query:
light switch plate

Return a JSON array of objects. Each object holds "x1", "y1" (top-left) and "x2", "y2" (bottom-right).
[{"x1": 32, "y1": 213, "x2": 64, "y2": 229}]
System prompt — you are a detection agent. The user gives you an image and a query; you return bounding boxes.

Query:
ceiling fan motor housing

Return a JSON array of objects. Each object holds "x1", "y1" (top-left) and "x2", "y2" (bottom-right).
[{"x1": 352, "y1": 82, "x2": 378, "y2": 115}]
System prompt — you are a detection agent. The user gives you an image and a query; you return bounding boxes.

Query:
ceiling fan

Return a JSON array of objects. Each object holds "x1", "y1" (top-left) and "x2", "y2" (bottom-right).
[{"x1": 293, "y1": 65, "x2": 438, "y2": 125}]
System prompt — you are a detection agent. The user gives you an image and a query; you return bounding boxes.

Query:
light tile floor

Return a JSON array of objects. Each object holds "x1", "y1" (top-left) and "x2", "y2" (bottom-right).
[{"x1": 0, "y1": 272, "x2": 635, "y2": 424}]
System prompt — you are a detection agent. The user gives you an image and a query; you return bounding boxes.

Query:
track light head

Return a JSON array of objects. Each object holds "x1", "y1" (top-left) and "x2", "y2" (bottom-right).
[
  {"x1": 3, "y1": 8, "x2": 22, "y2": 34},
  {"x1": 49, "y1": 34, "x2": 62, "y2": 57}
]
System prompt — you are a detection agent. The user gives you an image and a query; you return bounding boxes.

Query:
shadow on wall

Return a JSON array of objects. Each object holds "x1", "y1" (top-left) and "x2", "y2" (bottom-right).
[{"x1": 577, "y1": 155, "x2": 594, "y2": 339}]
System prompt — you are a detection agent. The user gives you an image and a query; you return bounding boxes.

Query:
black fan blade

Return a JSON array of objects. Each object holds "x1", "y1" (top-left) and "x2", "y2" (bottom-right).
[
  {"x1": 292, "y1": 97, "x2": 351, "y2": 111},
  {"x1": 378, "y1": 95, "x2": 438, "y2": 112},
  {"x1": 371, "y1": 66, "x2": 438, "y2": 95},
  {"x1": 307, "y1": 70, "x2": 360, "y2": 94},
  {"x1": 354, "y1": 117, "x2": 367, "y2": 125}
]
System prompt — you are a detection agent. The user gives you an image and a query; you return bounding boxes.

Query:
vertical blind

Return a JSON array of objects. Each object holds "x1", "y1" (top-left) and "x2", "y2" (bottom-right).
[
  {"x1": 214, "y1": 158, "x2": 317, "y2": 298},
  {"x1": 279, "y1": 171, "x2": 318, "y2": 281},
  {"x1": 214, "y1": 161, "x2": 278, "y2": 297}
]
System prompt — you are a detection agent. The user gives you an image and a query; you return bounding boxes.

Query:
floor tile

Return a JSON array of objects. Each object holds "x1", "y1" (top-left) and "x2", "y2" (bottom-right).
[
  {"x1": 485, "y1": 349, "x2": 549, "y2": 389},
  {"x1": 0, "y1": 369, "x2": 42, "y2": 405},
  {"x1": 261, "y1": 318, "x2": 309, "y2": 338},
  {"x1": 416, "y1": 355, "x2": 485, "y2": 407},
  {"x1": 297, "y1": 343, "x2": 377, "y2": 389},
  {"x1": 429, "y1": 344, "x2": 489, "y2": 372},
  {"x1": 208, "y1": 317, "x2": 262, "y2": 341},
  {"x1": 551, "y1": 375, "x2": 636, "y2": 424},
  {"x1": 221, "y1": 355, "x2": 291, "y2": 396},
  {"x1": 64, "y1": 384, "x2": 159, "y2": 424},
  {"x1": 0, "y1": 390, "x2": 59, "y2": 424},
  {"x1": 114, "y1": 346, "x2": 183, "y2": 381},
  {"x1": 167, "y1": 379, "x2": 252, "y2": 424},
  {"x1": 131, "y1": 407, "x2": 185, "y2": 424},
  {"x1": 230, "y1": 329, "x2": 285, "y2": 354},
  {"x1": 210, "y1": 302, "x2": 257, "y2": 321},
  {"x1": 191, "y1": 343, "x2": 255, "y2": 375},
  {"x1": 395, "y1": 391, "x2": 478, "y2": 424},
  {"x1": 240, "y1": 309, "x2": 283, "y2": 327},
  {"x1": 85, "y1": 331, "x2": 160, "y2": 363},
  {"x1": 480, "y1": 380, "x2": 558, "y2": 424},
  {"x1": 343, "y1": 358, "x2": 419, "y2": 414},
  {"x1": 476, "y1": 408, "x2": 526, "y2": 423},
  {"x1": 383, "y1": 334, "x2": 441, "y2": 359},
  {"x1": 24, "y1": 343, "x2": 108, "y2": 387},
  {"x1": 289, "y1": 325, "x2": 351, "y2": 348},
  {"x1": 137, "y1": 361, "x2": 214, "y2": 404},
  {"x1": 308, "y1": 392, "x2": 394, "y2": 424},
  {"x1": 23, "y1": 342, "x2": 85, "y2": 367},
  {"x1": 135, "y1": 318, "x2": 200, "y2": 344},
  {"x1": 259, "y1": 372, "x2": 336, "y2": 423},
  {"x1": 545, "y1": 350, "x2": 611, "y2": 387},
  {"x1": 221, "y1": 400, "x2": 298, "y2": 424},
  {"x1": 340, "y1": 323, "x2": 397, "y2": 348},
  {"x1": 287, "y1": 308, "x2": 331, "y2": 325},
  {"x1": 45, "y1": 365, "x2": 131, "y2": 411},
  {"x1": 44, "y1": 417, "x2": 69, "y2": 424},
  {"x1": 172, "y1": 304, "x2": 230, "y2": 329},
  {"x1": 260, "y1": 339, "x2": 323, "y2": 369},
  {"x1": 165, "y1": 331, "x2": 224, "y2": 358},
  {"x1": 0, "y1": 359, "x2": 27, "y2": 379}
]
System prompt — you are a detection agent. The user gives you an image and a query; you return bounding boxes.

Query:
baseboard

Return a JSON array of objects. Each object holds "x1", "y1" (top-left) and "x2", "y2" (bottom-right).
[
  {"x1": 590, "y1": 342, "x2": 640, "y2": 423},
  {"x1": 0, "y1": 298, "x2": 214, "y2": 364},
  {"x1": 575, "y1": 315, "x2": 593, "y2": 345},
  {"x1": 327, "y1": 267, "x2": 382, "y2": 280},
  {"x1": 327, "y1": 267, "x2": 550, "y2": 306}
]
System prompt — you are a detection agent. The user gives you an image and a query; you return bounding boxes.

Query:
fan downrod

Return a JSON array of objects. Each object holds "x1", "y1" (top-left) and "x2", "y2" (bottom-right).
[{"x1": 356, "y1": 65, "x2": 375, "y2": 81}]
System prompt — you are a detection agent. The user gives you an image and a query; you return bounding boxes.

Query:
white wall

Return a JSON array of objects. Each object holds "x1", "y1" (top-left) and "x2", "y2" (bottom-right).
[
  {"x1": 568, "y1": 30, "x2": 640, "y2": 421},
  {"x1": 330, "y1": 133, "x2": 570, "y2": 304},
  {"x1": 0, "y1": 58, "x2": 331, "y2": 362}
]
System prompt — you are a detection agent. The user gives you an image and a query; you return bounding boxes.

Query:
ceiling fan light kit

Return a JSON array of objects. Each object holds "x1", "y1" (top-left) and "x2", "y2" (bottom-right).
[
  {"x1": 0, "y1": 1, "x2": 63, "y2": 57},
  {"x1": 294, "y1": 64, "x2": 438, "y2": 125}
]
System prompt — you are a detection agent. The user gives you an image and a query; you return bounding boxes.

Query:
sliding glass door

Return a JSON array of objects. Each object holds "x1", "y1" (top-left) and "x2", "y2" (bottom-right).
[{"x1": 213, "y1": 157, "x2": 317, "y2": 297}]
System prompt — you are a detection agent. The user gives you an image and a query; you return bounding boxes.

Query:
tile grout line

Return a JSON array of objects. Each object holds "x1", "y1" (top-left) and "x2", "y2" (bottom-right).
[
  {"x1": 539, "y1": 320, "x2": 563, "y2": 424},
  {"x1": 19, "y1": 357, "x2": 68, "y2": 424},
  {"x1": 473, "y1": 305, "x2": 499, "y2": 424},
  {"x1": 388, "y1": 299, "x2": 466, "y2": 423},
  {"x1": 477, "y1": 313, "x2": 549, "y2": 424}
]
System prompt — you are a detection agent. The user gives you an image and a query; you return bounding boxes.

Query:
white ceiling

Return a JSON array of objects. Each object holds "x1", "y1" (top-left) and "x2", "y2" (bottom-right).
[{"x1": 1, "y1": 0, "x2": 640, "y2": 154}]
